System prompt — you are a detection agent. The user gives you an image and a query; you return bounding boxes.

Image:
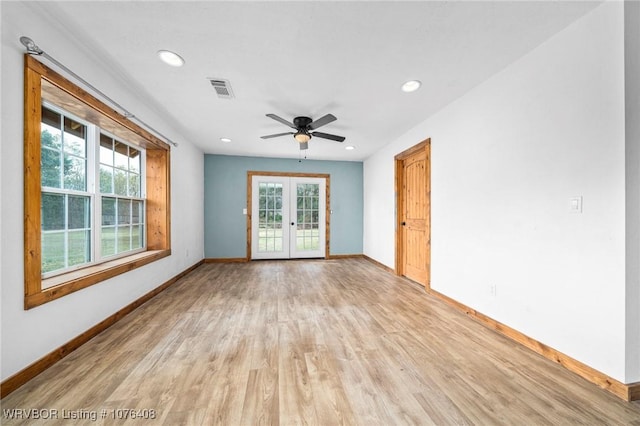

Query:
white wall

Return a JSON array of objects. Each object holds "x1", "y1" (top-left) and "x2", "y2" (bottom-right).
[
  {"x1": 364, "y1": 2, "x2": 634, "y2": 383},
  {"x1": 1, "y1": 2, "x2": 204, "y2": 381},
  {"x1": 625, "y1": 0, "x2": 640, "y2": 382}
]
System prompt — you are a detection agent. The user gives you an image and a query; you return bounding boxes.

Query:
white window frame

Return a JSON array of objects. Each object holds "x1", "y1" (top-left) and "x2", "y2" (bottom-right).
[{"x1": 40, "y1": 102, "x2": 147, "y2": 281}]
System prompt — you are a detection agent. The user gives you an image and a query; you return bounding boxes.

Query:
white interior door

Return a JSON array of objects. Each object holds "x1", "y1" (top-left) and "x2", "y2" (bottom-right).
[{"x1": 251, "y1": 175, "x2": 325, "y2": 260}]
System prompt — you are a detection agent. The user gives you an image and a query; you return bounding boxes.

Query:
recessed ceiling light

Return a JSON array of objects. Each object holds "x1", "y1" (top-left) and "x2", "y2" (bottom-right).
[
  {"x1": 220, "y1": 137, "x2": 232, "y2": 143},
  {"x1": 157, "y1": 50, "x2": 185, "y2": 67},
  {"x1": 345, "y1": 145, "x2": 355, "y2": 150},
  {"x1": 401, "y1": 80, "x2": 421, "y2": 93}
]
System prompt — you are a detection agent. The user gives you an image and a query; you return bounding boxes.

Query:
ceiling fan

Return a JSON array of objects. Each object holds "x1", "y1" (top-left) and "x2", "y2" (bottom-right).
[{"x1": 261, "y1": 113, "x2": 345, "y2": 150}]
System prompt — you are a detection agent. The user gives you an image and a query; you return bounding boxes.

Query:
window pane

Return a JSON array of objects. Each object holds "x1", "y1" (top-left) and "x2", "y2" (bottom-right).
[
  {"x1": 114, "y1": 169, "x2": 127, "y2": 196},
  {"x1": 63, "y1": 155, "x2": 86, "y2": 191},
  {"x1": 41, "y1": 148, "x2": 61, "y2": 188},
  {"x1": 100, "y1": 134, "x2": 113, "y2": 165},
  {"x1": 42, "y1": 193, "x2": 65, "y2": 230},
  {"x1": 41, "y1": 125, "x2": 62, "y2": 150},
  {"x1": 63, "y1": 117, "x2": 86, "y2": 156},
  {"x1": 41, "y1": 106, "x2": 61, "y2": 130},
  {"x1": 132, "y1": 224, "x2": 143, "y2": 250},
  {"x1": 118, "y1": 199, "x2": 131, "y2": 225},
  {"x1": 100, "y1": 165, "x2": 113, "y2": 194},
  {"x1": 68, "y1": 196, "x2": 90, "y2": 229},
  {"x1": 114, "y1": 141, "x2": 128, "y2": 169},
  {"x1": 101, "y1": 226, "x2": 116, "y2": 257},
  {"x1": 42, "y1": 231, "x2": 65, "y2": 273},
  {"x1": 132, "y1": 200, "x2": 143, "y2": 224},
  {"x1": 67, "y1": 230, "x2": 90, "y2": 267},
  {"x1": 128, "y1": 172, "x2": 140, "y2": 197},
  {"x1": 129, "y1": 148, "x2": 140, "y2": 173},
  {"x1": 102, "y1": 197, "x2": 116, "y2": 226},
  {"x1": 117, "y1": 226, "x2": 131, "y2": 253}
]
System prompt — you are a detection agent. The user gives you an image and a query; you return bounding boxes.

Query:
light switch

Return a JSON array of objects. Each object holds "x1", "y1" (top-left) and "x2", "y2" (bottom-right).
[
  {"x1": 243, "y1": 208, "x2": 247, "y2": 215},
  {"x1": 569, "y1": 196, "x2": 582, "y2": 213}
]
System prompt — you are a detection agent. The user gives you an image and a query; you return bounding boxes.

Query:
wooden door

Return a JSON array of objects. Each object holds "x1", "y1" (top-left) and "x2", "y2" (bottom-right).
[{"x1": 395, "y1": 140, "x2": 430, "y2": 287}]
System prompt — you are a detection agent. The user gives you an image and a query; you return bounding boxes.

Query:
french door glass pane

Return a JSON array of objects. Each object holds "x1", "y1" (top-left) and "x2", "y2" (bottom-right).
[
  {"x1": 258, "y1": 182, "x2": 284, "y2": 252},
  {"x1": 296, "y1": 183, "x2": 320, "y2": 251}
]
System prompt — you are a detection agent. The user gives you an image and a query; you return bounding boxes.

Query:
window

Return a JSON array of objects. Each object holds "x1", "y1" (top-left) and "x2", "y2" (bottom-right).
[
  {"x1": 98, "y1": 134, "x2": 145, "y2": 259},
  {"x1": 39, "y1": 104, "x2": 148, "y2": 281},
  {"x1": 41, "y1": 106, "x2": 91, "y2": 276},
  {"x1": 24, "y1": 55, "x2": 171, "y2": 309}
]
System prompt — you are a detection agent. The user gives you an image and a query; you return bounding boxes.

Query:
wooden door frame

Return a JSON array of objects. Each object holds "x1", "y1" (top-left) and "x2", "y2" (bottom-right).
[
  {"x1": 247, "y1": 171, "x2": 331, "y2": 261},
  {"x1": 395, "y1": 139, "x2": 431, "y2": 289}
]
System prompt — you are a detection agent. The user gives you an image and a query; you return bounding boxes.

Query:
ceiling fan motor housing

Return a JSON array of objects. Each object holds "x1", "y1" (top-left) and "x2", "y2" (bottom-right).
[{"x1": 293, "y1": 116, "x2": 313, "y2": 128}]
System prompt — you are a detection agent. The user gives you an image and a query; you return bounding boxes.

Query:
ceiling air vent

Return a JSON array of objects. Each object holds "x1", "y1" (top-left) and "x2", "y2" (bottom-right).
[{"x1": 207, "y1": 78, "x2": 234, "y2": 99}]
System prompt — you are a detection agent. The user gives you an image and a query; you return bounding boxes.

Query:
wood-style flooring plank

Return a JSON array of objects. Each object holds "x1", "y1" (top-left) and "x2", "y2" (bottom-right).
[{"x1": 2, "y1": 259, "x2": 640, "y2": 425}]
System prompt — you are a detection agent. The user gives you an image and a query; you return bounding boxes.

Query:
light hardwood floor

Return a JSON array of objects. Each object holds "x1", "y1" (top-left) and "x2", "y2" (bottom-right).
[{"x1": 3, "y1": 259, "x2": 640, "y2": 425}]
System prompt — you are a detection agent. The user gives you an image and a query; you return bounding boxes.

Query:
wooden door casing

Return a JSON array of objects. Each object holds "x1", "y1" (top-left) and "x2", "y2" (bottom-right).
[{"x1": 395, "y1": 140, "x2": 430, "y2": 288}]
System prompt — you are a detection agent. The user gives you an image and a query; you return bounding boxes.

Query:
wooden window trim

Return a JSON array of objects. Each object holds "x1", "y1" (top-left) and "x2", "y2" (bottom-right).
[{"x1": 24, "y1": 55, "x2": 171, "y2": 309}]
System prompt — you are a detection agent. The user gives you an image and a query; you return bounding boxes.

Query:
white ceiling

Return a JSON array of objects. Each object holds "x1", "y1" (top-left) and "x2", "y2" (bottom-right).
[{"x1": 28, "y1": 1, "x2": 601, "y2": 161}]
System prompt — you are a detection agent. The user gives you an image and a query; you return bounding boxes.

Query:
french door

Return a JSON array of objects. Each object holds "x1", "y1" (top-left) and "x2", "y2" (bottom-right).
[{"x1": 251, "y1": 175, "x2": 326, "y2": 259}]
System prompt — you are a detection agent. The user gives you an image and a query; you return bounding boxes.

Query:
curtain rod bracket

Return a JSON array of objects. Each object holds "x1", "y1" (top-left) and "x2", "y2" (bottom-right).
[{"x1": 20, "y1": 36, "x2": 43, "y2": 55}]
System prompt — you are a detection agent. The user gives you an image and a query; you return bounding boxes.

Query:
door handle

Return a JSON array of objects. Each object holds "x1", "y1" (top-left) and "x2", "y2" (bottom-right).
[
  {"x1": 401, "y1": 222, "x2": 406, "y2": 226},
  {"x1": 291, "y1": 222, "x2": 295, "y2": 226}
]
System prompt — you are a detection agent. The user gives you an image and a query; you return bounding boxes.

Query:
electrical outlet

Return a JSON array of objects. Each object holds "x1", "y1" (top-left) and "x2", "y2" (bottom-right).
[{"x1": 490, "y1": 283, "x2": 497, "y2": 297}]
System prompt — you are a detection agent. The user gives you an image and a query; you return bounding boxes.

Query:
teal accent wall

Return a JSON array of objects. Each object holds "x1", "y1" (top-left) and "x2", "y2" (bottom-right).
[{"x1": 204, "y1": 155, "x2": 363, "y2": 258}]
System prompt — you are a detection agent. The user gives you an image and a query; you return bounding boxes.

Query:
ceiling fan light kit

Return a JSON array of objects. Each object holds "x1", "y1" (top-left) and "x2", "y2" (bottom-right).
[
  {"x1": 294, "y1": 132, "x2": 311, "y2": 143},
  {"x1": 261, "y1": 113, "x2": 345, "y2": 150}
]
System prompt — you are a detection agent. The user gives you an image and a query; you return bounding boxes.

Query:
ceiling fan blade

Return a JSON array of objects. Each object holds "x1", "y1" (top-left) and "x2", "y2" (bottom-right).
[
  {"x1": 299, "y1": 142, "x2": 309, "y2": 150},
  {"x1": 260, "y1": 132, "x2": 294, "y2": 139},
  {"x1": 311, "y1": 131, "x2": 345, "y2": 142},
  {"x1": 308, "y1": 114, "x2": 337, "y2": 130},
  {"x1": 266, "y1": 113, "x2": 296, "y2": 129}
]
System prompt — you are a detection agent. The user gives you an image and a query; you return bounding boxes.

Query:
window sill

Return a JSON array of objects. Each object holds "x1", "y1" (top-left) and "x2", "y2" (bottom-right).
[{"x1": 25, "y1": 249, "x2": 171, "y2": 309}]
